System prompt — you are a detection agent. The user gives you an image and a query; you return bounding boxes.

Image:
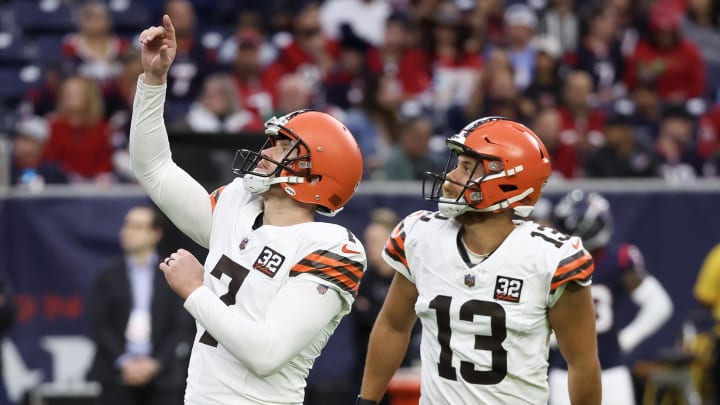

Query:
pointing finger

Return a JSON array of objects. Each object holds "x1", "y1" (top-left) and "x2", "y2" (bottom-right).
[{"x1": 163, "y1": 14, "x2": 176, "y2": 40}]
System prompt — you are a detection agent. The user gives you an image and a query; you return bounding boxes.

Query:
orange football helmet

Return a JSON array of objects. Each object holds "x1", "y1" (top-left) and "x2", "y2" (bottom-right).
[
  {"x1": 233, "y1": 110, "x2": 363, "y2": 216},
  {"x1": 424, "y1": 116, "x2": 552, "y2": 217}
]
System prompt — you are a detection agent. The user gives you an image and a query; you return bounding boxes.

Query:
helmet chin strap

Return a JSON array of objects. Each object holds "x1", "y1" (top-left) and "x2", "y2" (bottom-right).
[
  {"x1": 242, "y1": 174, "x2": 305, "y2": 194},
  {"x1": 437, "y1": 188, "x2": 535, "y2": 218}
]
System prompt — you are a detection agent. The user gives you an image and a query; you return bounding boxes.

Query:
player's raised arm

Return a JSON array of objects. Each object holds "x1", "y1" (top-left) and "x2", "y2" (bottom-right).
[{"x1": 129, "y1": 15, "x2": 212, "y2": 247}]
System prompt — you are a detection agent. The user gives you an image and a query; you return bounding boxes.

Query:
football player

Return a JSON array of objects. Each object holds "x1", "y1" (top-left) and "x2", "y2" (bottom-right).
[
  {"x1": 130, "y1": 16, "x2": 367, "y2": 404},
  {"x1": 549, "y1": 190, "x2": 673, "y2": 405},
  {"x1": 357, "y1": 117, "x2": 602, "y2": 404}
]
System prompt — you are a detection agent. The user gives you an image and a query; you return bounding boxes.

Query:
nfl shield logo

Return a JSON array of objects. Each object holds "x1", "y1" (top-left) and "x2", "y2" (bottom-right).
[
  {"x1": 464, "y1": 274, "x2": 475, "y2": 287},
  {"x1": 239, "y1": 237, "x2": 249, "y2": 250}
]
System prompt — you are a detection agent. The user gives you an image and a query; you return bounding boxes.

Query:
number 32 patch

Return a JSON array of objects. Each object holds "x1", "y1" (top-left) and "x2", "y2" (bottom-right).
[
  {"x1": 494, "y1": 276, "x2": 523, "y2": 303},
  {"x1": 253, "y1": 246, "x2": 286, "y2": 277}
]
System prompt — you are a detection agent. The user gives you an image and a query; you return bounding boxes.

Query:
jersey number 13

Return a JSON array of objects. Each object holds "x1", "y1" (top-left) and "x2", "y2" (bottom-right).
[{"x1": 430, "y1": 296, "x2": 508, "y2": 384}]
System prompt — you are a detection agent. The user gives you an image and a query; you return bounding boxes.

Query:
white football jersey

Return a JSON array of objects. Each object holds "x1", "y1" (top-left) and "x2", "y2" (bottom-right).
[
  {"x1": 185, "y1": 178, "x2": 366, "y2": 404},
  {"x1": 382, "y1": 210, "x2": 593, "y2": 405}
]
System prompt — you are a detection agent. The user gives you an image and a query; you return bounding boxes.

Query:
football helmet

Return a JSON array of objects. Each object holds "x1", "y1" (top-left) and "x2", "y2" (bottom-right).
[
  {"x1": 552, "y1": 189, "x2": 614, "y2": 251},
  {"x1": 424, "y1": 116, "x2": 552, "y2": 217},
  {"x1": 233, "y1": 110, "x2": 363, "y2": 216}
]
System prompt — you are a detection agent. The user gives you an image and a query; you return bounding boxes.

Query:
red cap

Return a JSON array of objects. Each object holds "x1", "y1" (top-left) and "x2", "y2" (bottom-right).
[{"x1": 650, "y1": 2, "x2": 682, "y2": 31}]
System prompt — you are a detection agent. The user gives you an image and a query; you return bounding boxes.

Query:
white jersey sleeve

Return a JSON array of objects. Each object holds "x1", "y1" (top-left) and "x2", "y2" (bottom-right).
[
  {"x1": 381, "y1": 210, "x2": 432, "y2": 283},
  {"x1": 547, "y1": 235, "x2": 594, "y2": 307},
  {"x1": 129, "y1": 77, "x2": 213, "y2": 248}
]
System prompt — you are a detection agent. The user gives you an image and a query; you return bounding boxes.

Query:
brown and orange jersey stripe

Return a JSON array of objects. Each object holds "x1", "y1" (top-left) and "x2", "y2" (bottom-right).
[
  {"x1": 384, "y1": 221, "x2": 408, "y2": 270},
  {"x1": 290, "y1": 249, "x2": 365, "y2": 296},
  {"x1": 209, "y1": 186, "x2": 226, "y2": 212},
  {"x1": 551, "y1": 250, "x2": 594, "y2": 292}
]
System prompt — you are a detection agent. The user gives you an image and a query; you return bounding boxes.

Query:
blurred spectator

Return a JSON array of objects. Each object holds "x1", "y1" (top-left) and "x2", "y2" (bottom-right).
[
  {"x1": 693, "y1": 242, "x2": 720, "y2": 405},
  {"x1": 163, "y1": 0, "x2": 218, "y2": 119},
  {"x1": 539, "y1": 0, "x2": 579, "y2": 56},
  {"x1": 218, "y1": 11, "x2": 278, "y2": 68},
  {"x1": 381, "y1": 117, "x2": 442, "y2": 181},
  {"x1": 681, "y1": 0, "x2": 720, "y2": 97},
  {"x1": 265, "y1": 2, "x2": 339, "y2": 103},
  {"x1": 271, "y1": 73, "x2": 314, "y2": 116},
  {"x1": 584, "y1": 113, "x2": 660, "y2": 178},
  {"x1": 499, "y1": 3, "x2": 539, "y2": 91},
  {"x1": 61, "y1": 1, "x2": 130, "y2": 84},
  {"x1": 557, "y1": 70, "x2": 607, "y2": 155},
  {"x1": 424, "y1": 0, "x2": 483, "y2": 132},
  {"x1": 171, "y1": 73, "x2": 261, "y2": 133},
  {"x1": 574, "y1": 4, "x2": 625, "y2": 106},
  {"x1": 228, "y1": 25, "x2": 276, "y2": 124},
  {"x1": 521, "y1": 35, "x2": 564, "y2": 117},
  {"x1": 532, "y1": 107, "x2": 581, "y2": 179},
  {"x1": 376, "y1": 12, "x2": 432, "y2": 100},
  {"x1": 320, "y1": 0, "x2": 391, "y2": 46},
  {"x1": 87, "y1": 205, "x2": 194, "y2": 405},
  {"x1": 624, "y1": 0, "x2": 706, "y2": 103},
  {"x1": 344, "y1": 74, "x2": 401, "y2": 178},
  {"x1": 699, "y1": 104, "x2": 720, "y2": 176},
  {"x1": 105, "y1": 49, "x2": 144, "y2": 182},
  {"x1": 20, "y1": 63, "x2": 64, "y2": 118},
  {"x1": 655, "y1": 104, "x2": 705, "y2": 181},
  {"x1": 323, "y1": 24, "x2": 381, "y2": 110},
  {"x1": 10, "y1": 116, "x2": 67, "y2": 187},
  {"x1": 43, "y1": 76, "x2": 114, "y2": 183},
  {"x1": 482, "y1": 65, "x2": 523, "y2": 121},
  {"x1": 628, "y1": 84, "x2": 663, "y2": 146}
]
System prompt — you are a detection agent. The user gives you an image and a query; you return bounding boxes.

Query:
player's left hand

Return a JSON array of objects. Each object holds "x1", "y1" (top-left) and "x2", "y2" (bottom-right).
[{"x1": 159, "y1": 249, "x2": 204, "y2": 299}]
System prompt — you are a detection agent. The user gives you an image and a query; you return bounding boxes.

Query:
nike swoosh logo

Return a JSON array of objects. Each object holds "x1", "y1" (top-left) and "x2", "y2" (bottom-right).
[
  {"x1": 342, "y1": 244, "x2": 361, "y2": 255},
  {"x1": 571, "y1": 239, "x2": 580, "y2": 249}
]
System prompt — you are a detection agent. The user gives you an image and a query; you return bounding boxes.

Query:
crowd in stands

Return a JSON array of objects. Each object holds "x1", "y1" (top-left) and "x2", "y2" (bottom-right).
[{"x1": 2, "y1": 0, "x2": 720, "y2": 187}]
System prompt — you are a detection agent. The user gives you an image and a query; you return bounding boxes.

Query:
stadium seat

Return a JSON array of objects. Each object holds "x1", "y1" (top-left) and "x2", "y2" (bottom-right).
[
  {"x1": 107, "y1": 0, "x2": 151, "y2": 36},
  {"x1": 0, "y1": 33, "x2": 32, "y2": 66},
  {"x1": 10, "y1": 0, "x2": 75, "y2": 35},
  {"x1": 0, "y1": 65, "x2": 42, "y2": 107},
  {"x1": 32, "y1": 34, "x2": 65, "y2": 65}
]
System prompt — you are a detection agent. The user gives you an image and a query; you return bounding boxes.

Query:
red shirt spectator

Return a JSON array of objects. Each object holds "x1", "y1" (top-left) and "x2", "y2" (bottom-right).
[{"x1": 624, "y1": 1, "x2": 706, "y2": 101}]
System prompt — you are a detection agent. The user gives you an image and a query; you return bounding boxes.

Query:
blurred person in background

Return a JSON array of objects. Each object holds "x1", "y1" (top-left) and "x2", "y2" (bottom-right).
[
  {"x1": 655, "y1": 104, "x2": 705, "y2": 181},
  {"x1": 344, "y1": 74, "x2": 402, "y2": 179},
  {"x1": 498, "y1": 3, "x2": 539, "y2": 92},
  {"x1": 532, "y1": 107, "x2": 580, "y2": 179},
  {"x1": 681, "y1": 0, "x2": 720, "y2": 98},
  {"x1": 557, "y1": 70, "x2": 607, "y2": 157},
  {"x1": 573, "y1": 4, "x2": 625, "y2": 106},
  {"x1": 538, "y1": 0, "x2": 579, "y2": 57},
  {"x1": 549, "y1": 190, "x2": 673, "y2": 405},
  {"x1": 171, "y1": 73, "x2": 261, "y2": 133},
  {"x1": 320, "y1": 0, "x2": 391, "y2": 47},
  {"x1": 694, "y1": 242, "x2": 720, "y2": 404},
  {"x1": 43, "y1": 75, "x2": 114, "y2": 184},
  {"x1": 381, "y1": 116, "x2": 442, "y2": 181},
  {"x1": 9, "y1": 115, "x2": 66, "y2": 187},
  {"x1": 624, "y1": 0, "x2": 706, "y2": 103},
  {"x1": 61, "y1": 1, "x2": 129, "y2": 85},
  {"x1": 0, "y1": 270, "x2": 15, "y2": 400},
  {"x1": 521, "y1": 35, "x2": 564, "y2": 117},
  {"x1": 162, "y1": 0, "x2": 218, "y2": 120},
  {"x1": 228, "y1": 19, "x2": 276, "y2": 125},
  {"x1": 584, "y1": 112, "x2": 660, "y2": 178},
  {"x1": 271, "y1": 73, "x2": 314, "y2": 117},
  {"x1": 87, "y1": 205, "x2": 194, "y2": 405}
]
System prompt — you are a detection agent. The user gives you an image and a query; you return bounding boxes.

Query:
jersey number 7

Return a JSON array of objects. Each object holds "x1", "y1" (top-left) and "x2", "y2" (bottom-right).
[
  {"x1": 199, "y1": 255, "x2": 250, "y2": 347},
  {"x1": 430, "y1": 296, "x2": 508, "y2": 384}
]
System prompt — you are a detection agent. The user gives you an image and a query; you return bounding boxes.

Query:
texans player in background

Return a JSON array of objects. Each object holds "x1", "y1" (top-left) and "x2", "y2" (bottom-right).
[
  {"x1": 130, "y1": 16, "x2": 367, "y2": 405},
  {"x1": 358, "y1": 117, "x2": 601, "y2": 405},
  {"x1": 549, "y1": 190, "x2": 674, "y2": 405}
]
